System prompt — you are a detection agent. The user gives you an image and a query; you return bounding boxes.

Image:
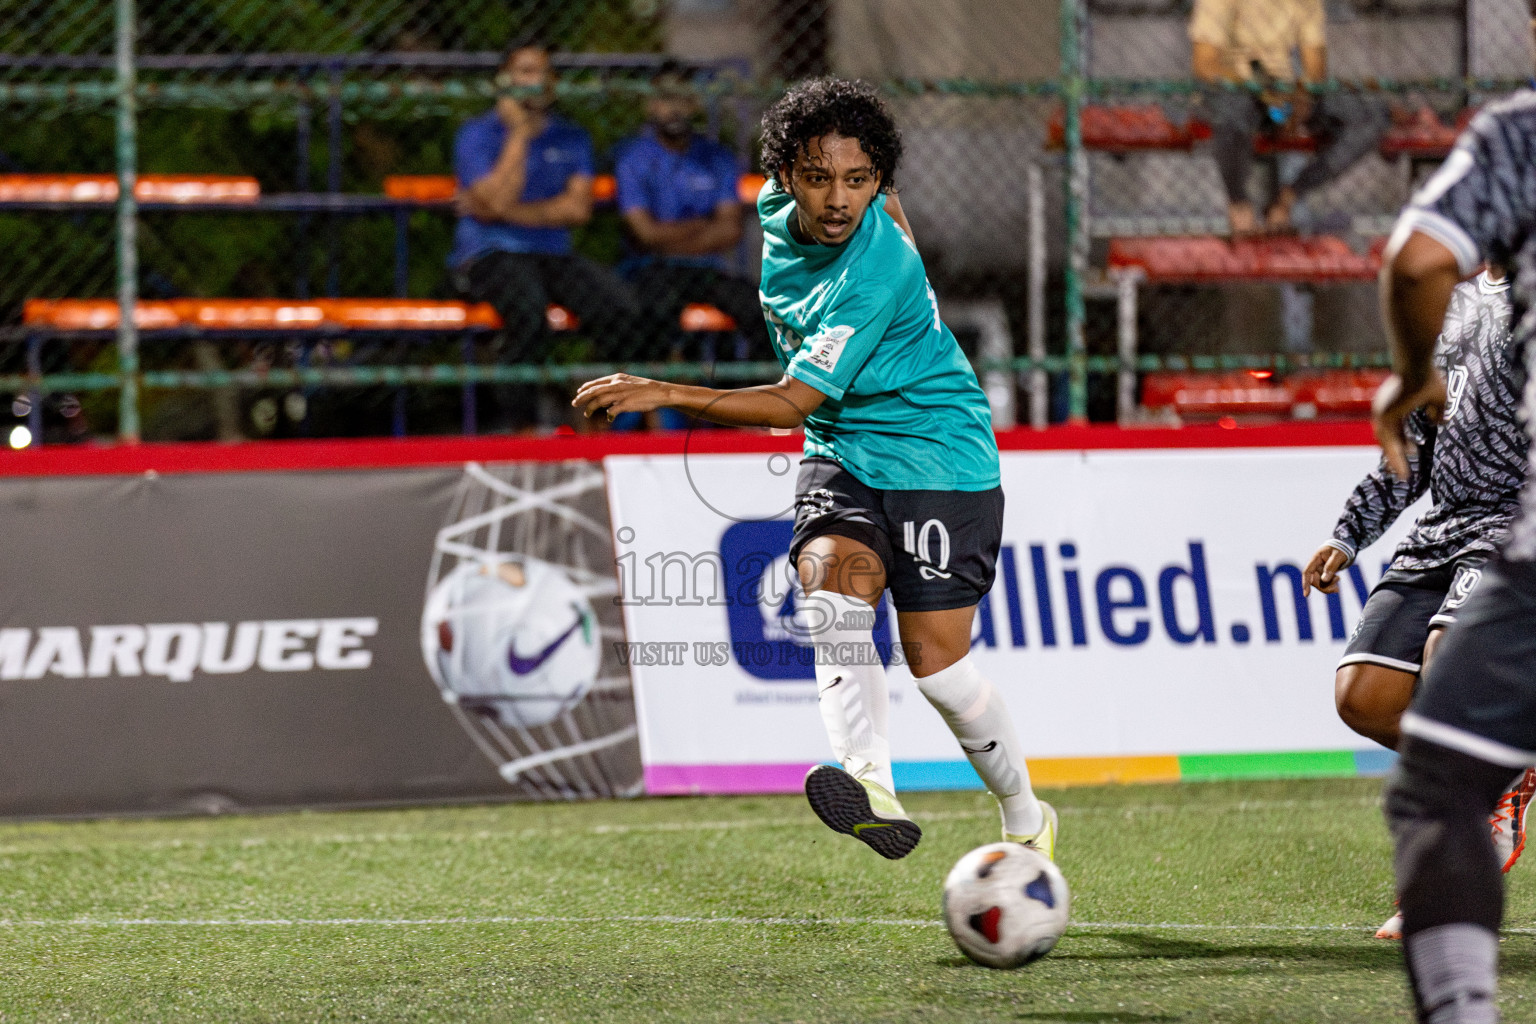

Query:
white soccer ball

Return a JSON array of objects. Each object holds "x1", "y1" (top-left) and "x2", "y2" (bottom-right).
[
  {"x1": 421, "y1": 557, "x2": 600, "y2": 729},
  {"x1": 942, "y1": 842, "x2": 1070, "y2": 969}
]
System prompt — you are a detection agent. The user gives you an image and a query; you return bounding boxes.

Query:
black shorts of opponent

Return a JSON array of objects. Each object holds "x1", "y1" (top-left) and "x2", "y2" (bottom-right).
[{"x1": 1338, "y1": 556, "x2": 1487, "y2": 675}]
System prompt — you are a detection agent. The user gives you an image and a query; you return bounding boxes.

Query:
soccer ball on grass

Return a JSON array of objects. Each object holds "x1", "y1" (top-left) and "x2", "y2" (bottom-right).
[{"x1": 941, "y1": 842, "x2": 1070, "y2": 969}]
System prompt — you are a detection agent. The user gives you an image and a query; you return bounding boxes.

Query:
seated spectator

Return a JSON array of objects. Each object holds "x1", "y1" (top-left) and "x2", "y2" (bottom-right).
[
  {"x1": 450, "y1": 36, "x2": 639, "y2": 425},
  {"x1": 1190, "y1": 0, "x2": 1388, "y2": 237},
  {"x1": 614, "y1": 62, "x2": 769, "y2": 361}
]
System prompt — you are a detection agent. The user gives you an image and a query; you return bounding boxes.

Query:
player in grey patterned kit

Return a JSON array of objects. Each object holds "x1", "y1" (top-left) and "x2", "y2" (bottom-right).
[
  {"x1": 1374, "y1": 39, "x2": 1536, "y2": 1017},
  {"x1": 1304, "y1": 267, "x2": 1536, "y2": 941}
]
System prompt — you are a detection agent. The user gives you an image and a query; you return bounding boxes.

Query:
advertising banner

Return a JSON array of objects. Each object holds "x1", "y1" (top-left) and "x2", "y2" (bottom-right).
[
  {"x1": 605, "y1": 445, "x2": 1422, "y2": 796},
  {"x1": 0, "y1": 458, "x2": 639, "y2": 817}
]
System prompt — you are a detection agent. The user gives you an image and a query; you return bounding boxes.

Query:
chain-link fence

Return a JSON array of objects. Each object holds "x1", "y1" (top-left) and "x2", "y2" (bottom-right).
[{"x1": 0, "y1": 0, "x2": 1524, "y2": 443}]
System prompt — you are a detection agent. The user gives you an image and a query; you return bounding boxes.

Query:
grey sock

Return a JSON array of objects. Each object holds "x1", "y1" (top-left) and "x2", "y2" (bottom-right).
[{"x1": 1406, "y1": 923, "x2": 1499, "y2": 1024}]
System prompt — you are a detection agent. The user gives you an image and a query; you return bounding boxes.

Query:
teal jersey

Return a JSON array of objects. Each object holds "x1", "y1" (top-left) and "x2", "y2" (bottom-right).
[{"x1": 756, "y1": 185, "x2": 1000, "y2": 491}]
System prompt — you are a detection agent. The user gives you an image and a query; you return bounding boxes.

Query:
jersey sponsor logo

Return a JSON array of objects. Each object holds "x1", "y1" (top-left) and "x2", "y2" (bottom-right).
[
  {"x1": 0, "y1": 618, "x2": 378, "y2": 682},
  {"x1": 805, "y1": 325, "x2": 854, "y2": 373},
  {"x1": 1444, "y1": 365, "x2": 1470, "y2": 420},
  {"x1": 904, "y1": 518, "x2": 953, "y2": 580}
]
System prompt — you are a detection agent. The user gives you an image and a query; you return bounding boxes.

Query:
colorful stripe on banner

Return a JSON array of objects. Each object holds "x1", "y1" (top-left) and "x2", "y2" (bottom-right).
[{"x1": 643, "y1": 749, "x2": 1399, "y2": 796}]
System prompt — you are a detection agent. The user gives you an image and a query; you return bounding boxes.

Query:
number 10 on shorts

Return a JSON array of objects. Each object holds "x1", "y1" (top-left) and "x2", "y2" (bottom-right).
[{"x1": 904, "y1": 519, "x2": 953, "y2": 580}]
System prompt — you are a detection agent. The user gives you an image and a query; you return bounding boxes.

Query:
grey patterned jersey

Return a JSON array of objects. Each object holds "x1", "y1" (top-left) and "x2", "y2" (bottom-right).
[
  {"x1": 1394, "y1": 91, "x2": 1536, "y2": 562},
  {"x1": 1329, "y1": 273, "x2": 1522, "y2": 570}
]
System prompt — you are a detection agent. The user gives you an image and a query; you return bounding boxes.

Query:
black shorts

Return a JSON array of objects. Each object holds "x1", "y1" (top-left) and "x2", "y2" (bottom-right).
[
  {"x1": 788, "y1": 457, "x2": 1003, "y2": 613},
  {"x1": 1404, "y1": 556, "x2": 1536, "y2": 766},
  {"x1": 1338, "y1": 556, "x2": 1488, "y2": 674}
]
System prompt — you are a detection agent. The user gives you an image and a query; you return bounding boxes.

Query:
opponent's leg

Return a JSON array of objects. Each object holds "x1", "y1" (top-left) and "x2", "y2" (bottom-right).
[
  {"x1": 1388, "y1": 556, "x2": 1536, "y2": 1018},
  {"x1": 1336, "y1": 662, "x2": 1417, "y2": 750},
  {"x1": 797, "y1": 533, "x2": 920, "y2": 860},
  {"x1": 1385, "y1": 737, "x2": 1518, "y2": 1022},
  {"x1": 1427, "y1": 565, "x2": 1536, "y2": 877},
  {"x1": 900, "y1": 608, "x2": 1052, "y2": 857}
]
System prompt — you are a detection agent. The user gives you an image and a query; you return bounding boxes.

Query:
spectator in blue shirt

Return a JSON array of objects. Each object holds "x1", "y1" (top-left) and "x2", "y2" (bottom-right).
[
  {"x1": 450, "y1": 37, "x2": 639, "y2": 425},
  {"x1": 614, "y1": 63, "x2": 768, "y2": 360}
]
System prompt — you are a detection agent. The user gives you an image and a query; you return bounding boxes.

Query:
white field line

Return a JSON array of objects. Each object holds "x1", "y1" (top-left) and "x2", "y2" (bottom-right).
[
  {"x1": 0, "y1": 914, "x2": 1526, "y2": 936},
  {"x1": 0, "y1": 796, "x2": 1383, "y2": 857}
]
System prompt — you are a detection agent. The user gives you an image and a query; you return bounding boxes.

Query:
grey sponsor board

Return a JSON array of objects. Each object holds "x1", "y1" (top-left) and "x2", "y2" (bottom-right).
[{"x1": 0, "y1": 462, "x2": 639, "y2": 818}]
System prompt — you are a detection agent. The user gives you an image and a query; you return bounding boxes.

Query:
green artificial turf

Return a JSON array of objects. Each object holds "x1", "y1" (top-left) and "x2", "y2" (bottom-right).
[{"x1": 0, "y1": 777, "x2": 1531, "y2": 1022}]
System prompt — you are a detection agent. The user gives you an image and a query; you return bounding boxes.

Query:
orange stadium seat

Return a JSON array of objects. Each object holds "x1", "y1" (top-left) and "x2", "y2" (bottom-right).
[
  {"x1": 383, "y1": 174, "x2": 621, "y2": 204},
  {"x1": 0, "y1": 174, "x2": 260, "y2": 203},
  {"x1": 679, "y1": 302, "x2": 737, "y2": 332},
  {"x1": 383, "y1": 172, "x2": 765, "y2": 207},
  {"x1": 23, "y1": 297, "x2": 733, "y2": 336},
  {"x1": 23, "y1": 298, "x2": 182, "y2": 330},
  {"x1": 381, "y1": 175, "x2": 457, "y2": 203},
  {"x1": 737, "y1": 173, "x2": 768, "y2": 203}
]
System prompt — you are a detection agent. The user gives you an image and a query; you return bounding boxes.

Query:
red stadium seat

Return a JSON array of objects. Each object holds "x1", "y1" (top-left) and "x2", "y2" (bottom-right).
[
  {"x1": 1050, "y1": 103, "x2": 1474, "y2": 161},
  {"x1": 1108, "y1": 235, "x2": 1380, "y2": 283},
  {"x1": 1291, "y1": 369, "x2": 1390, "y2": 416},
  {"x1": 1141, "y1": 371, "x2": 1297, "y2": 418},
  {"x1": 0, "y1": 174, "x2": 259, "y2": 204},
  {"x1": 1380, "y1": 107, "x2": 1475, "y2": 160},
  {"x1": 1139, "y1": 369, "x2": 1387, "y2": 420},
  {"x1": 1048, "y1": 105, "x2": 1206, "y2": 151}
]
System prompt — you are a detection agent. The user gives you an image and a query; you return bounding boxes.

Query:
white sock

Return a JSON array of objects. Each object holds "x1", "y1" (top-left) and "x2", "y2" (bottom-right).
[
  {"x1": 1406, "y1": 923, "x2": 1499, "y2": 1024},
  {"x1": 915, "y1": 655, "x2": 1042, "y2": 836},
  {"x1": 802, "y1": 590, "x2": 894, "y2": 794}
]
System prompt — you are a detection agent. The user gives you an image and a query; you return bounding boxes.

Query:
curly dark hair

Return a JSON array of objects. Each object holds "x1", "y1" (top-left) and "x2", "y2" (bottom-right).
[{"x1": 760, "y1": 77, "x2": 902, "y2": 194}]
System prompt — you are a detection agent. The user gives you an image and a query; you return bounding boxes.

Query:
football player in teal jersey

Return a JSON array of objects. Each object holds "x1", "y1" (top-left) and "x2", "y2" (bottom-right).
[{"x1": 574, "y1": 78, "x2": 1051, "y2": 861}]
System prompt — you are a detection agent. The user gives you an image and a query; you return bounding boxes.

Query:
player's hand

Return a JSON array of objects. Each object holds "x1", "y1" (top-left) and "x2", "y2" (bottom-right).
[
  {"x1": 572, "y1": 373, "x2": 672, "y2": 420},
  {"x1": 1302, "y1": 543, "x2": 1349, "y2": 596},
  {"x1": 1372, "y1": 371, "x2": 1446, "y2": 480}
]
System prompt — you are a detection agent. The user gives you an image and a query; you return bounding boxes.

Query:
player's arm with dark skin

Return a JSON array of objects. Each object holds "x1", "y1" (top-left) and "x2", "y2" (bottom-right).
[
  {"x1": 1374, "y1": 230, "x2": 1459, "y2": 479},
  {"x1": 573, "y1": 373, "x2": 825, "y2": 428}
]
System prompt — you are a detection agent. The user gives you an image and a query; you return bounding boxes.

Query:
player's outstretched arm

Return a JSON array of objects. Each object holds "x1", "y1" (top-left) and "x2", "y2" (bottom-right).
[
  {"x1": 573, "y1": 373, "x2": 827, "y2": 429},
  {"x1": 1376, "y1": 230, "x2": 1456, "y2": 478}
]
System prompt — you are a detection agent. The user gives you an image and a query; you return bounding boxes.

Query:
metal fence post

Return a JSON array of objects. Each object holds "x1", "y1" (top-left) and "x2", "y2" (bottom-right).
[
  {"x1": 1027, "y1": 162, "x2": 1047, "y2": 429},
  {"x1": 115, "y1": 0, "x2": 139, "y2": 443},
  {"x1": 1060, "y1": 0, "x2": 1088, "y2": 423}
]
